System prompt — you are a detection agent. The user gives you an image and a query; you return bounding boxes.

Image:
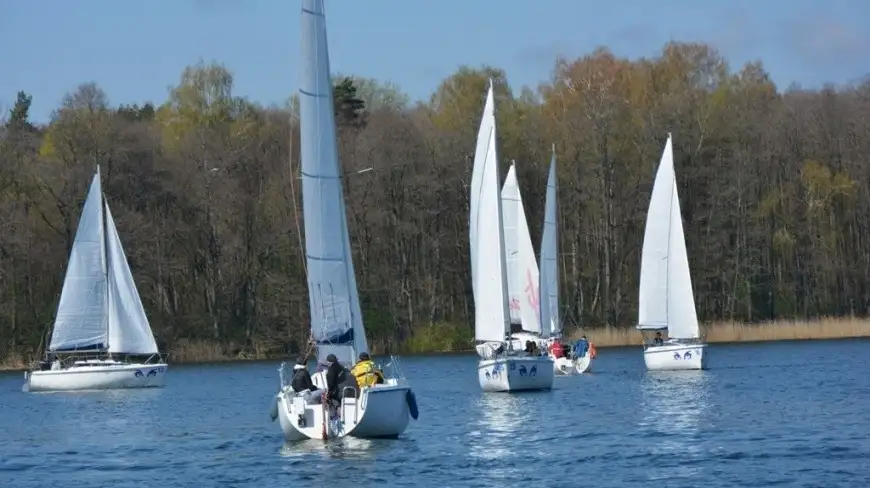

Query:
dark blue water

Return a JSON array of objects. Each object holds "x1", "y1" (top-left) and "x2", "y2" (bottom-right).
[{"x1": 2, "y1": 339, "x2": 869, "y2": 487}]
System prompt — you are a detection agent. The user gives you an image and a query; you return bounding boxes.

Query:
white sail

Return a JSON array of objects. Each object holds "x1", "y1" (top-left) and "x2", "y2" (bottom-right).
[
  {"x1": 500, "y1": 163, "x2": 541, "y2": 334},
  {"x1": 105, "y1": 203, "x2": 159, "y2": 354},
  {"x1": 469, "y1": 83, "x2": 511, "y2": 343},
  {"x1": 300, "y1": 0, "x2": 368, "y2": 365},
  {"x1": 539, "y1": 148, "x2": 560, "y2": 338},
  {"x1": 48, "y1": 171, "x2": 108, "y2": 352},
  {"x1": 637, "y1": 135, "x2": 699, "y2": 339}
]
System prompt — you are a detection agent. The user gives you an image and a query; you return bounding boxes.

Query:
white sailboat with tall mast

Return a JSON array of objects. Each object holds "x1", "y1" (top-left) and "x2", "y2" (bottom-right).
[
  {"x1": 537, "y1": 148, "x2": 588, "y2": 374},
  {"x1": 24, "y1": 167, "x2": 167, "y2": 392},
  {"x1": 274, "y1": 0, "x2": 417, "y2": 441},
  {"x1": 500, "y1": 161, "x2": 544, "y2": 350},
  {"x1": 471, "y1": 81, "x2": 553, "y2": 393},
  {"x1": 636, "y1": 134, "x2": 706, "y2": 370}
]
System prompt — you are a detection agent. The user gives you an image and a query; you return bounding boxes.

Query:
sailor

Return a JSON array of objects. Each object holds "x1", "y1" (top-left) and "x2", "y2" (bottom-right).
[
  {"x1": 325, "y1": 354, "x2": 359, "y2": 402},
  {"x1": 653, "y1": 331, "x2": 664, "y2": 346},
  {"x1": 573, "y1": 335, "x2": 590, "y2": 358},
  {"x1": 324, "y1": 354, "x2": 344, "y2": 402},
  {"x1": 549, "y1": 339, "x2": 565, "y2": 359},
  {"x1": 350, "y1": 352, "x2": 385, "y2": 388},
  {"x1": 290, "y1": 357, "x2": 323, "y2": 403}
]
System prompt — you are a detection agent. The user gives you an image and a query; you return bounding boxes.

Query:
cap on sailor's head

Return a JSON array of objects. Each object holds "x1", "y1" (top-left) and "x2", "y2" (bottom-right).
[{"x1": 326, "y1": 354, "x2": 338, "y2": 363}]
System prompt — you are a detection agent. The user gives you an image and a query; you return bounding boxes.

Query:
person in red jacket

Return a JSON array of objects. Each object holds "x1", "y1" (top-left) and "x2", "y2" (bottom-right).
[{"x1": 549, "y1": 339, "x2": 565, "y2": 359}]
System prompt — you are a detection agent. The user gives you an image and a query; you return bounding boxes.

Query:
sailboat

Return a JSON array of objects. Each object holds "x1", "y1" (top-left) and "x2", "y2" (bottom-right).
[
  {"x1": 636, "y1": 134, "x2": 707, "y2": 370},
  {"x1": 23, "y1": 167, "x2": 168, "y2": 392},
  {"x1": 500, "y1": 161, "x2": 544, "y2": 350},
  {"x1": 274, "y1": 0, "x2": 418, "y2": 441},
  {"x1": 537, "y1": 148, "x2": 588, "y2": 375},
  {"x1": 470, "y1": 81, "x2": 553, "y2": 393}
]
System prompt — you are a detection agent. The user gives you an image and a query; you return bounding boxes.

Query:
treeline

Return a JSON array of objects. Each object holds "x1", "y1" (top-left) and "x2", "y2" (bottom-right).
[{"x1": 2, "y1": 41, "x2": 869, "y2": 361}]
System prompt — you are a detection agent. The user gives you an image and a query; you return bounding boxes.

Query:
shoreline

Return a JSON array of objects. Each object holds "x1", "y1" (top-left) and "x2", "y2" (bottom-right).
[{"x1": 3, "y1": 317, "x2": 868, "y2": 372}]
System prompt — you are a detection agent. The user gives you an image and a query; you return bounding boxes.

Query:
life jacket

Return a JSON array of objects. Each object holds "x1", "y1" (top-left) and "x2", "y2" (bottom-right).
[
  {"x1": 550, "y1": 342, "x2": 565, "y2": 358},
  {"x1": 350, "y1": 359, "x2": 385, "y2": 388}
]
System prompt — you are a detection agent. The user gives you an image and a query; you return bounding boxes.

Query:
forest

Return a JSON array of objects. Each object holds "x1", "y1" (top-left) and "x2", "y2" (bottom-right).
[{"x1": 2, "y1": 41, "x2": 869, "y2": 364}]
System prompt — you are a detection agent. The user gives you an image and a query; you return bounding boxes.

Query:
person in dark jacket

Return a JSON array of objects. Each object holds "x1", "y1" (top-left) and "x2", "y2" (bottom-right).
[
  {"x1": 323, "y1": 354, "x2": 360, "y2": 402},
  {"x1": 325, "y1": 354, "x2": 341, "y2": 399},
  {"x1": 291, "y1": 357, "x2": 323, "y2": 403}
]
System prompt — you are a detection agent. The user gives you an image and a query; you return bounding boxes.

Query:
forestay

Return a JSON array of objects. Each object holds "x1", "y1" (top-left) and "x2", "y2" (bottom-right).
[
  {"x1": 49, "y1": 171, "x2": 108, "y2": 352},
  {"x1": 469, "y1": 83, "x2": 511, "y2": 343},
  {"x1": 637, "y1": 135, "x2": 699, "y2": 339},
  {"x1": 300, "y1": 0, "x2": 368, "y2": 365},
  {"x1": 501, "y1": 163, "x2": 541, "y2": 334},
  {"x1": 539, "y1": 148, "x2": 560, "y2": 338}
]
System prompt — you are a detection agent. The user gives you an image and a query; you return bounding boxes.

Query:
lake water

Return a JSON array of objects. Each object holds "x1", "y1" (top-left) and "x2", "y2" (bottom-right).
[{"x1": 2, "y1": 339, "x2": 869, "y2": 487}]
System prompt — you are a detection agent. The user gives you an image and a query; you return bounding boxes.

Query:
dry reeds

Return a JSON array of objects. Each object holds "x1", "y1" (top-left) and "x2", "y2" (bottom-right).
[
  {"x1": 569, "y1": 316, "x2": 870, "y2": 347},
  {"x1": 0, "y1": 350, "x2": 28, "y2": 371}
]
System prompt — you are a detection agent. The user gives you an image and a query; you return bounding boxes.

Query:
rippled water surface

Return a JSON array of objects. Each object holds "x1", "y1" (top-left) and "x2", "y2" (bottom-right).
[{"x1": 2, "y1": 339, "x2": 870, "y2": 487}]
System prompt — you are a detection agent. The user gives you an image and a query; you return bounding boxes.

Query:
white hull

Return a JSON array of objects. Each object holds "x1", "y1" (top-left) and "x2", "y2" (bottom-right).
[
  {"x1": 276, "y1": 370, "x2": 412, "y2": 442},
  {"x1": 478, "y1": 356, "x2": 554, "y2": 392},
  {"x1": 24, "y1": 363, "x2": 168, "y2": 392},
  {"x1": 644, "y1": 343, "x2": 706, "y2": 371},
  {"x1": 551, "y1": 355, "x2": 593, "y2": 375}
]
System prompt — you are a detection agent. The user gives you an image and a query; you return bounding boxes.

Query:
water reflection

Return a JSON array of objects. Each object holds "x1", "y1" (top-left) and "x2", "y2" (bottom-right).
[
  {"x1": 639, "y1": 371, "x2": 711, "y2": 481},
  {"x1": 468, "y1": 393, "x2": 529, "y2": 462}
]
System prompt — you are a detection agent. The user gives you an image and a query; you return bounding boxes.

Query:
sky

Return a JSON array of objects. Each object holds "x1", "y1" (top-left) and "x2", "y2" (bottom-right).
[{"x1": 2, "y1": 0, "x2": 869, "y2": 123}]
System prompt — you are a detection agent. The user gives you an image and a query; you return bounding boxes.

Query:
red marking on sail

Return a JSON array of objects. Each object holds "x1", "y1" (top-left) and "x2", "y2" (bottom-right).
[{"x1": 524, "y1": 268, "x2": 539, "y2": 319}]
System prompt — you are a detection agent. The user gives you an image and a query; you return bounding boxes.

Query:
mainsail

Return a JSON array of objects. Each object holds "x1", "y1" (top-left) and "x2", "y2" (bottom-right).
[{"x1": 300, "y1": 0, "x2": 368, "y2": 364}]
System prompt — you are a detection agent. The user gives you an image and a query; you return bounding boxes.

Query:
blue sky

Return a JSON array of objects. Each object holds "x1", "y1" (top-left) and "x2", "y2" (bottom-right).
[{"x1": 2, "y1": 0, "x2": 869, "y2": 123}]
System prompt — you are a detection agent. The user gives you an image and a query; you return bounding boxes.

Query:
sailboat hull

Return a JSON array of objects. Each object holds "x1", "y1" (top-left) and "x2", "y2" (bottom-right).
[
  {"x1": 24, "y1": 363, "x2": 168, "y2": 392},
  {"x1": 478, "y1": 356, "x2": 554, "y2": 392},
  {"x1": 276, "y1": 370, "x2": 412, "y2": 441},
  {"x1": 643, "y1": 343, "x2": 706, "y2": 371},
  {"x1": 551, "y1": 355, "x2": 593, "y2": 375}
]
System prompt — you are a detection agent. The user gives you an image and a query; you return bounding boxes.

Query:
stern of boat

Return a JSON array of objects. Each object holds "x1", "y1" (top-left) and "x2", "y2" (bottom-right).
[
  {"x1": 552, "y1": 356, "x2": 575, "y2": 375},
  {"x1": 478, "y1": 355, "x2": 554, "y2": 392}
]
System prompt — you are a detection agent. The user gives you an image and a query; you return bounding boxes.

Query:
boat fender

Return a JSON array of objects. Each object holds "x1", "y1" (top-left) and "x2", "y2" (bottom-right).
[
  {"x1": 406, "y1": 390, "x2": 419, "y2": 420},
  {"x1": 269, "y1": 396, "x2": 279, "y2": 422}
]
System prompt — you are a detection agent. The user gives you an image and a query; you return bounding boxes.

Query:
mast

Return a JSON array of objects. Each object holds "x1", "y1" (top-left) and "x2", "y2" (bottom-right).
[{"x1": 98, "y1": 165, "x2": 111, "y2": 352}]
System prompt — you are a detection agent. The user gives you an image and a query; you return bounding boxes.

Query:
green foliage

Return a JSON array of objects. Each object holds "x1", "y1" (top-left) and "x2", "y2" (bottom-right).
[
  {"x1": 403, "y1": 323, "x2": 473, "y2": 354},
  {"x1": 7, "y1": 91, "x2": 34, "y2": 131},
  {"x1": 332, "y1": 77, "x2": 366, "y2": 127}
]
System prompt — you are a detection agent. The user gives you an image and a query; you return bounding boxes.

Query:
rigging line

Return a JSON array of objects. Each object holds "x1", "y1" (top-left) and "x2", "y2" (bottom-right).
[{"x1": 288, "y1": 115, "x2": 307, "y2": 280}]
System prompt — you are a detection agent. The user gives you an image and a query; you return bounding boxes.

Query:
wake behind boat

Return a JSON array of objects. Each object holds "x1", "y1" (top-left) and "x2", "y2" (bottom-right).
[
  {"x1": 469, "y1": 81, "x2": 553, "y2": 393},
  {"x1": 273, "y1": 0, "x2": 418, "y2": 441},
  {"x1": 636, "y1": 134, "x2": 707, "y2": 371},
  {"x1": 24, "y1": 167, "x2": 167, "y2": 392}
]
